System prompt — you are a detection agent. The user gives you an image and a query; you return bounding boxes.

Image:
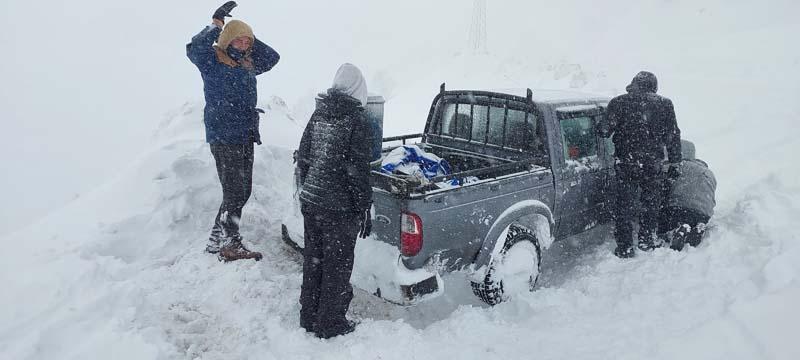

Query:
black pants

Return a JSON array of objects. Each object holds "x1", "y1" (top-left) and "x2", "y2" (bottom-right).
[
  {"x1": 210, "y1": 143, "x2": 254, "y2": 237},
  {"x1": 299, "y1": 203, "x2": 360, "y2": 336},
  {"x1": 613, "y1": 163, "x2": 665, "y2": 247}
]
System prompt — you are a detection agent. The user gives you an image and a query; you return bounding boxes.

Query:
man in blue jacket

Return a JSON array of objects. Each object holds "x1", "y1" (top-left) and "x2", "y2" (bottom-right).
[{"x1": 187, "y1": 2, "x2": 280, "y2": 262}]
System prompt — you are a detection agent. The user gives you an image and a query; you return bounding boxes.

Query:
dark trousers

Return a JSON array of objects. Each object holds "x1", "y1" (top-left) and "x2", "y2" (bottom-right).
[
  {"x1": 210, "y1": 143, "x2": 254, "y2": 237},
  {"x1": 614, "y1": 163, "x2": 665, "y2": 247},
  {"x1": 299, "y1": 203, "x2": 360, "y2": 336}
]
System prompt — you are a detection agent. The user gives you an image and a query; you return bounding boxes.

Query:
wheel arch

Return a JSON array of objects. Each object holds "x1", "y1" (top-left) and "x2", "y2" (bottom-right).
[{"x1": 473, "y1": 200, "x2": 554, "y2": 271}]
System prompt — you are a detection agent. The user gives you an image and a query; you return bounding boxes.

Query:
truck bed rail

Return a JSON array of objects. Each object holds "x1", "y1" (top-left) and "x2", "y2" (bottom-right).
[{"x1": 382, "y1": 133, "x2": 424, "y2": 144}]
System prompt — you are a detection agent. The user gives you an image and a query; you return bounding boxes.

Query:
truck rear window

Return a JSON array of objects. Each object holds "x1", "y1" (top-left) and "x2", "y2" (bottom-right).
[{"x1": 434, "y1": 102, "x2": 543, "y2": 153}]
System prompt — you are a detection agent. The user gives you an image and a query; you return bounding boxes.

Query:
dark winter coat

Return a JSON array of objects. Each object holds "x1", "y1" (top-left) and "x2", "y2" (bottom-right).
[
  {"x1": 187, "y1": 25, "x2": 280, "y2": 145},
  {"x1": 297, "y1": 90, "x2": 373, "y2": 214},
  {"x1": 603, "y1": 72, "x2": 682, "y2": 165}
]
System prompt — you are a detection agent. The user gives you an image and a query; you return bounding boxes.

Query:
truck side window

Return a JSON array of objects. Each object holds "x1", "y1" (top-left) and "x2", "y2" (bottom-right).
[
  {"x1": 593, "y1": 113, "x2": 615, "y2": 157},
  {"x1": 604, "y1": 137, "x2": 615, "y2": 157},
  {"x1": 560, "y1": 116, "x2": 599, "y2": 163}
]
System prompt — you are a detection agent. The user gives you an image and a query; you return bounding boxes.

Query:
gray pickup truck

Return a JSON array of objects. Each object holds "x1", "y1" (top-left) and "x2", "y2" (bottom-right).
[{"x1": 284, "y1": 85, "x2": 624, "y2": 305}]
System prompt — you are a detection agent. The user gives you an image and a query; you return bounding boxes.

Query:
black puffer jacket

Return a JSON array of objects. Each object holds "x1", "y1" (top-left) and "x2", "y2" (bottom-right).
[
  {"x1": 297, "y1": 90, "x2": 373, "y2": 213},
  {"x1": 604, "y1": 72, "x2": 682, "y2": 165}
]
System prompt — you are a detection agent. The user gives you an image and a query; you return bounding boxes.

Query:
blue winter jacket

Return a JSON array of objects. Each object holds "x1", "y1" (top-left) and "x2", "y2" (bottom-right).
[{"x1": 187, "y1": 25, "x2": 280, "y2": 144}]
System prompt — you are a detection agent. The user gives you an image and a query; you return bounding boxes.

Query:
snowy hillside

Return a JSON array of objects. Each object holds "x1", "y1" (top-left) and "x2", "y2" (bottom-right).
[{"x1": 2, "y1": 0, "x2": 799, "y2": 359}]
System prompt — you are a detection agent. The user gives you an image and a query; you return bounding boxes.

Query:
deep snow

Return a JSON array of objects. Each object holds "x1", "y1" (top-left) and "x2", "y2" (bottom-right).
[
  {"x1": 2, "y1": 103, "x2": 798, "y2": 360},
  {"x1": 2, "y1": 0, "x2": 800, "y2": 359}
]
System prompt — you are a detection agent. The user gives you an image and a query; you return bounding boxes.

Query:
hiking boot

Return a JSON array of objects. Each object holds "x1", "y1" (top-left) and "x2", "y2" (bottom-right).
[
  {"x1": 637, "y1": 233, "x2": 663, "y2": 252},
  {"x1": 687, "y1": 223, "x2": 707, "y2": 247},
  {"x1": 669, "y1": 224, "x2": 691, "y2": 251},
  {"x1": 315, "y1": 320, "x2": 356, "y2": 339},
  {"x1": 206, "y1": 228, "x2": 224, "y2": 254},
  {"x1": 218, "y1": 235, "x2": 263, "y2": 262},
  {"x1": 614, "y1": 245, "x2": 635, "y2": 259}
]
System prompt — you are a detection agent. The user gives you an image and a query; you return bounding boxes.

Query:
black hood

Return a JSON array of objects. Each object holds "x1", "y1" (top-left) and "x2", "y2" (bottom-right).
[
  {"x1": 316, "y1": 89, "x2": 363, "y2": 115},
  {"x1": 626, "y1": 71, "x2": 658, "y2": 94}
]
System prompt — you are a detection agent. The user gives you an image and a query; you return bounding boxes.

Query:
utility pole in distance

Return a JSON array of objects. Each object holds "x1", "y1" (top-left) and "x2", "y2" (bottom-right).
[{"x1": 468, "y1": 0, "x2": 488, "y2": 54}]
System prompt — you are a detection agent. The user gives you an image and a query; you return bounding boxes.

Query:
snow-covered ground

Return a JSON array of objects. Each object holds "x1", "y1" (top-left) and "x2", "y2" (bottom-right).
[
  {"x1": 1, "y1": 102, "x2": 798, "y2": 359},
  {"x1": 2, "y1": 0, "x2": 799, "y2": 359}
]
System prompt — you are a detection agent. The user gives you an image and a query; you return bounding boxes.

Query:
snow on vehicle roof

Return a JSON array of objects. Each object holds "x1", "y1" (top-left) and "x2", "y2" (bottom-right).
[
  {"x1": 462, "y1": 88, "x2": 609, "y2": 104},
  {"x1": 556, "y1": 104, "x2": 600, "y2": 113}
]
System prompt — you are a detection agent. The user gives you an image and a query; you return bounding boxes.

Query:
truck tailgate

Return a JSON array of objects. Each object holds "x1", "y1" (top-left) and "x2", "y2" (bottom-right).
[{"x1": 371, "y1": 189, "x2": 403, "y2": 248}]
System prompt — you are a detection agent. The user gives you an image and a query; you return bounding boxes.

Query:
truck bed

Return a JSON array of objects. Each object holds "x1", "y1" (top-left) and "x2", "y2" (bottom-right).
[{"x1": 372, "y1": 135, "x2": 537, "y2": 198}]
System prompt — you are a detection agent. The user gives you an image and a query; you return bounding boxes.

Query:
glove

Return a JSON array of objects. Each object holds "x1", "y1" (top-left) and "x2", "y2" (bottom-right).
[
  {"x1": 213, "y1": 1, "x2": 238, "y2": 21},
  {"x1": 358, "y1": 208, "x2": 372, "y2": 239},
  {"x1": 666, "y1": 162, "x2": 682, "y2": 180}
]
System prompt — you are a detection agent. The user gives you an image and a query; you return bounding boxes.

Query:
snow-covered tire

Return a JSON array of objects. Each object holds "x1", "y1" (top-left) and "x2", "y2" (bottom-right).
[{"x1": 471, "y1": 224, "x2": 542, "y2": 306}]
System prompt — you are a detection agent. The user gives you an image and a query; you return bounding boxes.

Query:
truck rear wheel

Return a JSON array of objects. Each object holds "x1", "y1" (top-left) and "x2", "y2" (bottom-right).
[{"x1": 471, "y1": 224, "x2": 542, "y2": 306}]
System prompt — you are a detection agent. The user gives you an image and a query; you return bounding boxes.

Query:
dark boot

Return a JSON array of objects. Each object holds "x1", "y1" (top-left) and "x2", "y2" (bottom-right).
[
  {"x1": 687, "y1": 223, "x2": 707, "y2": 247},
  {"x1": 669, "y1": 224, "x2": 691, "y2": 251},
  {"x1": 206, "y1": 226, "x2": 224, "y2": 254},
  {"x1": 218, "y1": 235, "x2": 263, "y2": 262},
  {"x1": 315, "y1": 320, "x2": 356, "y2": 339},
  {"x1": 614, "y1": 245, "x2": 635, "y2": 259},
  {"x1": 637, "y1": 231, "x2": 663, "y2": 252}
]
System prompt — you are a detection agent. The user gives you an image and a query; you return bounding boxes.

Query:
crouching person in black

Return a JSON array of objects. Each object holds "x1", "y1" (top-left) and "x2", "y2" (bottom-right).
[
  {"x1": 296, "y1": 64, "x2": 373, "y2": 339},
  {"x1": 660, "y1": 141, "x2": 717, "y2": 250},
  {"x1": 603, "y1": 71, "x2": 682, "y2": 258}
]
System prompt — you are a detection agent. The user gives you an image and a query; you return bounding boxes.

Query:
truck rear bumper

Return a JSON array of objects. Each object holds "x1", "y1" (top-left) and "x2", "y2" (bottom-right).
[{"x1": 281, "y1": 224, "x2": 443, "y2": 305}]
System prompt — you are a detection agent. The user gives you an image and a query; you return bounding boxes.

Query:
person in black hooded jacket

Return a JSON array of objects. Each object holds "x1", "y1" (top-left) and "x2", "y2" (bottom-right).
[
  {"x1": 295, "y1": 63, "x2": 373, "y2": 339},
  {"x1": 603, "y1": 71, "x2": 682, "y2": 258}
]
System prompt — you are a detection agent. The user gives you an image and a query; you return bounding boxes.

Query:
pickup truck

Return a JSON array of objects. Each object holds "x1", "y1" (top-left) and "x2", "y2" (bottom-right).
[{"x1": 284, "y1": 85, "x2": 625, "y2": 306}]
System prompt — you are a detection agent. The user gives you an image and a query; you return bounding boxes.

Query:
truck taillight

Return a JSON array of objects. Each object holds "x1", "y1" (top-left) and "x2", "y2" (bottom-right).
[{"x1": 401, "y1": 212, "x2": 423, "y2": 256}]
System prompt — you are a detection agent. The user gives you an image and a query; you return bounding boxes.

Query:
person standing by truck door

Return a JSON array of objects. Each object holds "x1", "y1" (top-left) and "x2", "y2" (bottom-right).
[
  {"x1": 603, "y1": 71, "x2": 682, "y2": 258},
  {"x1": 296, "y1": 64, "x2": 373, "y2": 338},
  {"x1": 187, "y1": 2, "x2": 280, "y2": 262}
]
